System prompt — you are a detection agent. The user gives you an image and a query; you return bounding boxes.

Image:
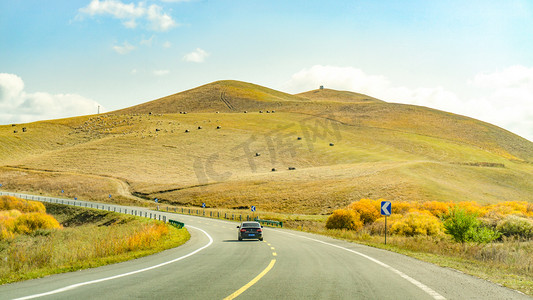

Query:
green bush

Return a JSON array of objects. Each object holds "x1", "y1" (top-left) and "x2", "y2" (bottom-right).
[
  {"x1": 465, "y1": 226, "x2": 501, "y2": 243},
  {"x1": 496, "y1": 215, "x2": 533, "y2": 239},
  {"x1": 326, "y1": 209, "x2": 363, "y2": 231},
  {"x1": 442, "y1": 207, "x2": 500, "y2": 243}
]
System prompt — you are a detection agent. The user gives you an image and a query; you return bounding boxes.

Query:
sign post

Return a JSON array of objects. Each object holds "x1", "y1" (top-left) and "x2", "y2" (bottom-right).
[{"x1": 380, "y1": 201, "x2": 391, "y2": 245}]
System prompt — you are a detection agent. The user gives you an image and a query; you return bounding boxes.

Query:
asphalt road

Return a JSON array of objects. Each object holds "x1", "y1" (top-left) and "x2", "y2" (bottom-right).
[{"x1": 0, "y1": 194, "x2": 530, "y2": 300}]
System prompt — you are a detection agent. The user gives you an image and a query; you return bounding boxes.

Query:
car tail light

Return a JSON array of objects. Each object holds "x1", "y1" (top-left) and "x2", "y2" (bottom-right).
[
  {"x1": 257, "y1": 228, "x2": 262, "y2": 232},
  {"x1": 240, "y1": 229, "x2": 246, "y2": 232}
]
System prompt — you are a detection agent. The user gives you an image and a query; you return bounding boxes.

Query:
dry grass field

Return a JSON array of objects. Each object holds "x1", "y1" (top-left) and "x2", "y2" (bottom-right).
[
  {"x1": 0, "y1": 197, "x2": 189, "y2": 283},
  {"x1": 0, "y1": 80, "x2": 532, "y2": 214}
]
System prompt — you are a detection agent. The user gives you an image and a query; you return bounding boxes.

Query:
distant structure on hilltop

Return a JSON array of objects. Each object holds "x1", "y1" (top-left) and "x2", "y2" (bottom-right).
[{"x1": 319, "y1": 85, "x2": 324, "y2": 90}]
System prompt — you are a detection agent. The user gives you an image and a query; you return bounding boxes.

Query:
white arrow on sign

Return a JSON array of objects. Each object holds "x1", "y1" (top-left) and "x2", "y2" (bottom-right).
[{"x1": 381, "y1": 201, "x2": 391, "y2": 215}]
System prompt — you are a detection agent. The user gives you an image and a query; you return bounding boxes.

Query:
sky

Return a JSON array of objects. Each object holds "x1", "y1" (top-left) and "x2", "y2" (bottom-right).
[{"x1": 1, "y1": 0, "x2": 532, "y2": 141}]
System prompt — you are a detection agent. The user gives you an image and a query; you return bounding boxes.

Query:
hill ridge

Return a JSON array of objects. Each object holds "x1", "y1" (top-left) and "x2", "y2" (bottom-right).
[{"x1": 1, "y1": 79, "x2": 532, "y2": 214}]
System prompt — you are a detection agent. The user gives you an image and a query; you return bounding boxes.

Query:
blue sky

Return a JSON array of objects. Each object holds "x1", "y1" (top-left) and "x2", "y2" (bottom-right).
[{"x1": 1, "y1": 0, "x2": 532, "y2": 141}]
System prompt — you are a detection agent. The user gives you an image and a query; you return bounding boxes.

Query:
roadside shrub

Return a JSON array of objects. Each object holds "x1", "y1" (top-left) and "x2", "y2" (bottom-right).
[
  {"x1": 326, "y1": 209, "x2": 363, "y2": 231},
  {"x1": 390, "y1": 210, "x2": 443, "y2": 237},
  {"x1": 487, "y1": 201, "x2": 529, "y2": 218},
  {"x1": 348, "y1": 199, "x2": 380, "y2": 225},
  {"x1": 391, "y1": 201, "x2": 412, "y2": 215},
  {"x1": 442, "y1": 207, "x2": 499, "y2": 243},
  {"x1": 0, "y1": 196, "x2": 45, "y2": 213},
  {"x1": 442, "y1": 207, "x2": 478, "y2": 242},
  {"x1": 496, "y1": 215, "x2": 533, "y2": 239},
  {"x1": 456, "y1": 201, "x2": 485, "y2": 216},
  {"x1": 466, "y1": 226, "x2": 501, "y2": 244},
  {"x1": 0, "y1": 209, "x2": 22, "y2": 219},
  {"x1": 479, "y1": 212, "x2": 503, "y2": 230},
  {"x1": 368, "y1": 214, "x2": 402, "y2": 235},
  {"x1": 0, "y1": 227, "x2": 15, "y2": 240},
  {"x1": 420, "y1": 201, "x2": 453, "y2": 217},
  {"x1": 13, "y1": 212, "x2": 61, "y2": 234},
  {"x1": 0, "y1": 210, "x2": 19, "y2": 240}
]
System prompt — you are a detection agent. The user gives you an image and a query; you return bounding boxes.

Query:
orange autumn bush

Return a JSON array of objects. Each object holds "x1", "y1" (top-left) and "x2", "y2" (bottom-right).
[
  {"x1": 347, "y1": 199, "x2": 381, "y2": 225},
  {"x1": 326, "y1": 209, "x2": 363, "y2": 231},
  {"x1": 331, "y1": 198, "x2": 533, "y2": 238},
  {"x1": 0, "y1": 196, "x2": 45, "y2": 213},
  {"x1": 12, "y1": 213, "x2": 61, "y2": 234},
  {"x1": 420, "y1": 201, "x2": 454, "y2": 217},
  {"x1": 390, "y1": 210, "x2": 443, "y2": 237},
  {"x1": 0, "y1": 197, "x2": 61, "y2": 240}
]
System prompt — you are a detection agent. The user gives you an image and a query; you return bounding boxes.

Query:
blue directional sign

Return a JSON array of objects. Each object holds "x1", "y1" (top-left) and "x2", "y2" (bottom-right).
[
  {"x1": 251, "y1": 206, "x2": 256, "y2": 212},
  {"x1": 61, "y1": 189, "x2": 64, "y2": 193},
  {"x1": 154, "y1": 198, "x2": 158, "y2": 203},
  {"x1": 0, "y1": 184, "x2": 2, "y2": 187},
  {"x1": 109, "y1": 194, "x2": 112, "y2": 198},
  {"x1": 380, "y1": 201, "x2": 391, "y2": 216},
  {"x1": 202, "y1": 203, "x2": 206, "y2": 208}
]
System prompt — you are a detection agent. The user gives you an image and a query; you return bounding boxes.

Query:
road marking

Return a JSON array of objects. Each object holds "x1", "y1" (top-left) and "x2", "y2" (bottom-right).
[
  {"x1": 224, "y1": 259, "x2": 276, "y2": 300},
  {"x1": 14, "y1": 225, "x2": 213, "y2": 300},
  {"x1": 270, "y1": 247, "x2": 275, "y2": 250},
  {"x1": 278, "y1": 231, "x2": 446, "y2": 300},
  {"x1": 272, "y1": 252, "x2": 277, "y2": 257}
]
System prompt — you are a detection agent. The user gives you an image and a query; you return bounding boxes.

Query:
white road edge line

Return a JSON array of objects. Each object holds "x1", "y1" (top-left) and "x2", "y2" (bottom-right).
[
  {"x1": 278, "y1": 230, "x2": 446, "y2": 300},
  {"x1": 14, "y1": 225, "x2": 213, "y2": 300}
]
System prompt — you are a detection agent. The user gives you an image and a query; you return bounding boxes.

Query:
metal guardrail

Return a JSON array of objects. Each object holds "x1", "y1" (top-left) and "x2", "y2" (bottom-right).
[
  {"x1": 254, "y1": 218, "x2": 283, "y2": 228},
  {"x1": 0, "y1": 191, "x2": 169, "y2": 223},
  {"x1": 168, "y1": 219, "x2": 185, "y2": 229}
]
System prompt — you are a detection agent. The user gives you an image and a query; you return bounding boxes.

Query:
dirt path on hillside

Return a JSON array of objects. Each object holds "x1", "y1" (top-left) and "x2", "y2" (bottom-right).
[{"x1": 0, "y1": 166, "x2": 146, "y2": 203}]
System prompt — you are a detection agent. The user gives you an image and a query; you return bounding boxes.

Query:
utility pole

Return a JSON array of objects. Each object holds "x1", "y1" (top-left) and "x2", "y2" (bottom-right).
[{"x1": 98, "y1": 105, "x2": 100, "y2": 114}]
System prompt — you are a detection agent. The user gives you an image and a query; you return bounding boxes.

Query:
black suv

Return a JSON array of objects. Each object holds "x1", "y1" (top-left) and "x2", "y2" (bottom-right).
[{"x1": 237, "y1": 221, "x2": 263, "y2": 241}]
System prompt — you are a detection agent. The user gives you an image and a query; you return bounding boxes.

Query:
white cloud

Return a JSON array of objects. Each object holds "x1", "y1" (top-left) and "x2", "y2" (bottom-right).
[
  {"x1": 466, "y1": 66, "x2": 533, "y2": 141},
  {"x1": 146, "y1": 5, "x2": 176, "y2": 31},
  {"x1": 113, "y1": 41, "x2": 135, "y2": 54},
  {"x1": 153, "y1": 69, "x2": 170, "y2": 76},
  {"x1": 162, "y1": 41, "x2": 172, "y2": 48},
  {"x1": 131, "y1": 69, "x2": 138, "y2": 75},
  {"x1": 284, "y1": 65, "x2": 533, "y2": 141},
  {"x1": 140, "y1": 35, "x2": 154, "y2": 47},
  {"x1": 183, "y1": 48, "x2": 209, "y2": 63},
  {"x1": 0, "y1": 73, "x2": 103, "y2": 124},
  {"x1": 78, "y1": 0, "x2": 177, "y2": 31}
]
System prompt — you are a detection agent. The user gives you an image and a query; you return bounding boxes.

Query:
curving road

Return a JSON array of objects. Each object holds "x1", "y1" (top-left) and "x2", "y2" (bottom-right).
[{"x1": 0, "y1": 194, "x2": 530, "y2": 300}]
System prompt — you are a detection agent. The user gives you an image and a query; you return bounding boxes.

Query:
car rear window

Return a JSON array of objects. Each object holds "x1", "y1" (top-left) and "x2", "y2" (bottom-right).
[{"x1": 242, "y1": 222, "x2": 261, "y2": 228}]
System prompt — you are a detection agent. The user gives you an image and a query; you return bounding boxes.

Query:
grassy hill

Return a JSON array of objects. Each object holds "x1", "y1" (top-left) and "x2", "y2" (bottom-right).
[
  {"x1": 113, "y1": 80, "x2": 309, "y2": 114},
  {"x1": 0, "y1": 80, "x2": 532, "y2": 214}
]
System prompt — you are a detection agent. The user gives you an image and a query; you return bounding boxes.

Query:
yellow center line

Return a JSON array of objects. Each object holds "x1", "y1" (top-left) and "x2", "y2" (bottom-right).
[
  {"x1": 223, "y1": 259, "x2": 276, "y2": 300},
  {"x1": 270, "y1": 247, "x2": 275, "y2": 250},
  {"x1": 272, "y1": 252, "x2": 277, "y2": 256}
]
